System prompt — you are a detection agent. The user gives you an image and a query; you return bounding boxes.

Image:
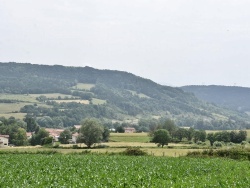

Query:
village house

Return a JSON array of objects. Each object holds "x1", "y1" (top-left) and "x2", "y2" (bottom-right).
[
  {"x1": 0, "y1": 135, "x2": 9, "y2": 147},
  {"x1": 26, "y1": 132, "x2": 32, "y2": 140},
  {"x1": 45, "y1": 128, "x2": 64, "y2": 141},
  {"x1": 124, "y1": 127, "x2": 136, "y2": 133},
  {"x1": 70, "y1": 132, "x2": 79, "y2": 144},
  {"x1": 74, "y1": 125, "x2": 81, "y2": 130}
]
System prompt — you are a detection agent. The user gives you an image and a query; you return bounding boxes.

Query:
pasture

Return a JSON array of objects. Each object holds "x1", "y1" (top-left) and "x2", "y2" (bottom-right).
[
  {"x1": 29, "y1": 93, "x2": 73, "y2": 99},
  {"x1": 0, "y1": 153, "x2": 249, "y2": 187},
  {"x1": 0, "y1": 102, "x2": 31, "y2": 113},
  {"x1": 127, "y1": 90, "x2": 150, "y2": 98},
  {"x1": 0, "y1": 113, "x2": 26, "y2": 119},
  {"x1": 110, "y1": 132, "x2": 150, "y2": 142},
  {"x1": 72, "y1": 83, "x2": 95, "y2": 90},
  {"x1": 91, "y1": 98, "x2": 106, "y2": 105}
]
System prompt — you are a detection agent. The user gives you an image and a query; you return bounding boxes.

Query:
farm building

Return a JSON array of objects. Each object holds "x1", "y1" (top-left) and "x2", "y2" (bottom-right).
[
  {"x1": 0, "y1": 135, "x2": 9, "y2": 147},
  {"x1": 124, "y1": 127, "x2": 136, "y2": 133}
]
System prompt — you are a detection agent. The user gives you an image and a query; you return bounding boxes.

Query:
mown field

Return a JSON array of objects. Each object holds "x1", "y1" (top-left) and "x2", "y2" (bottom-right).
[
  {"x1": 0, "y1": 153, "x2": 249, "y2": 187},
  {"x1": 0, "y1": 92, "x2": 106, "y2": 118},
  {"x1": 110, "y1": 133, "x2": 150, "y2": 142}
]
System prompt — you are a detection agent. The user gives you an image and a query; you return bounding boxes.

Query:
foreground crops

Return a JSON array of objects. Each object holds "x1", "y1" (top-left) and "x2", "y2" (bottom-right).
[{"x1": 0, "y1": 154, "x2": 249, "y2": 187}]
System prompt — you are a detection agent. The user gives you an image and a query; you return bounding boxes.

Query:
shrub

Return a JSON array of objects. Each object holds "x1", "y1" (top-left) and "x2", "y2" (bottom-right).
[
  {"x1": 197, "y1": 141, "x2": 206, "y2": 145},
  {"x1": 95, "y1": 144, "x2": 109, "y2": 148},
  {"x1": 241, "y1": 141, "x2": 248, "y2": 145},
  {"x1": 187, "y1": 148, "x2": 250, "y2": 161},
  {"x1": 122, "y1": 147, "x2": 148, "y2": 156},
  {"x1": 213, "y1": 141, "x2": 223, "y2": 147}
]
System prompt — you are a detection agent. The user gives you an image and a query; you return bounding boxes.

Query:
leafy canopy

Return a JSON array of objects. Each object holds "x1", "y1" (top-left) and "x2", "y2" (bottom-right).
[
  {"x1": 152, "y1": 129, "x2": 171, "y2": 148},
  {"x1": 78, "y1": 119, "x2": 104, "y2": 148}
]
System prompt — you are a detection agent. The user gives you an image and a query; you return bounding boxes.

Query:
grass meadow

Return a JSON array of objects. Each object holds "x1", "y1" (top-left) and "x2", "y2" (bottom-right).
[
  {"x1": 0, "y1": 102, "x2": 31, "y2": 113},
  {"x1": 72, "y1": 83, "x2": 95, "y2": 90},
  {"x1": 110, "y1": 133, "x2": 150, "y2": 142}
]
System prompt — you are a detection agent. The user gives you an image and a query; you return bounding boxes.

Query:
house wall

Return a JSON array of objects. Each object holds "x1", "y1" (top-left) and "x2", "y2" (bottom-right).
[
  {"x1": 124, "y1": 128, "x2": 136, "y2": 133},
  {"x1": 0, "y1": 136, "x2": 9, "y2": 147}
]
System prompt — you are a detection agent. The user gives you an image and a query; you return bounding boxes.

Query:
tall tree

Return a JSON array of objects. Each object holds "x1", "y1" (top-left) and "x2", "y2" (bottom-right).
[
  {"x1": 77, "y1": 119, "x2": 104, "y2": 148},
  {"x1": 152, "y1": 129, "x2": 171, "y2": 148},
  {"x1": 24, "y1": 116, "x2": 38, "y2": 132},
  {"x1": 58, "y1": 129, "x2": 72, "y2": 144},
  {"x1": 161, "y1": 119, "x2": 177, "y2": 138},
  {"x1": 30, "y1": 128, "x2": 50, "y2": 146},
  {"x1": 207, "y1": 133, "x2": 215, "y2": 146}
]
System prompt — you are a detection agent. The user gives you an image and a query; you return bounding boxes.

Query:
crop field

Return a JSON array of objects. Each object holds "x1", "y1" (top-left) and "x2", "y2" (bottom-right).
[{"x1": 0, "y1": 154, "x2": 249, "y2": 187}]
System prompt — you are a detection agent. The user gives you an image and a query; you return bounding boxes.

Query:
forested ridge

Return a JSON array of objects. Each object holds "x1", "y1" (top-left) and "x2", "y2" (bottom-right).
[
  {"x1": 182, "y1": 85, "x2": 250, "y2": 112},
  {"x1": 0, "y1": 62, "x2": 250, "y2": 129}
]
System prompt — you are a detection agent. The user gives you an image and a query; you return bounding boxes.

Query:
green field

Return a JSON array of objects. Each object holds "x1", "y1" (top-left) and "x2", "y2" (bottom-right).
[
  {"x1": 29, "y1": 93, "x2": 74, "y2": 99},
  {"x1": 91, "y1": 98, "x2": 106, "y2": 105},
  {"x1": 72, "y1": 83, "x2": 95, "y2": 90},
  {"x1": 127, "y1": 90, "x2": 150, "y2": 98},
  {"x1": 0, "y1": 154, "x2": 249, "y2": 187},
  {"x1": 0, "y1": 94, "x2": 38, "y2": 102},
  {"x1": 110, "y1": 133, "x2": 150, "y2": 142},
  {"x1": 0, "y1": 102, "x2": 31, "y2": 113},
  {"x1": 0, "y1": 113, "x2": 26, "y2": 119}
]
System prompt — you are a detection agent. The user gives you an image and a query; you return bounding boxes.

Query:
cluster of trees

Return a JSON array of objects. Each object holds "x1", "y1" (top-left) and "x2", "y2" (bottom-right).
[
  {"x1": 0, "y1": 116, "x2": 110, "y2": 147},
  {"x1": 150, "y1": 119, "x2": 207, "y2": 147},
  {"x1": 0, "y1": 117, "x2": 27, "y2": 146},
  {"x1": 150, "y1": 119, "x2": 247, "y2": 147},
  {"x1": 0, "y1": 116, "x2": 52, "y2": 146},
  {"x1": 20, "y1": 103, "x2": 119, "y2": 128},
  {"x1": 58, "y1": 119, "x2": 110, "y2": 148},
  {"x1": 29, "y1": 128, "x2": 52, "y2": 146},
  {"x1": 207, "y1": 130, "x2": 247, "y2": 146}
]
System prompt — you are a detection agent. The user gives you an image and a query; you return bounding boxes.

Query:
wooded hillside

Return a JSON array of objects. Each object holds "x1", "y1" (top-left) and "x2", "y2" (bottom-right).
[{"x1": 0, "y1": 62, "x2": 249, "y2": 129}]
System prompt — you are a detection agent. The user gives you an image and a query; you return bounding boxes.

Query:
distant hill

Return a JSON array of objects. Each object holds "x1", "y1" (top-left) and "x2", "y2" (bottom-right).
[
  {"x1": 182, "y1": 85, "x2": 250, "y2": 113},
  {"x1": 0, "y1": 62, "x2": 249, "y2": 130}
]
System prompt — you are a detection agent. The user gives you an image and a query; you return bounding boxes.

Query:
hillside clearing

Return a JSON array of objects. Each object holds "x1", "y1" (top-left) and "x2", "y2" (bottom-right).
[{"x1": 72, "y1": 83, "x2": 95, "y2": 90}]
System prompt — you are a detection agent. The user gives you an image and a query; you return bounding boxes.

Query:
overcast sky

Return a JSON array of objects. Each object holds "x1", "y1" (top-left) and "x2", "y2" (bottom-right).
[{"x1": 1, "y1": 0, "x2": 250, "y2": 87}]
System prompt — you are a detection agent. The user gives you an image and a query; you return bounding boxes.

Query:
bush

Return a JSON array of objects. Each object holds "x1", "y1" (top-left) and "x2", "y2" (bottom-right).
[
  {"x1": 213, "y1": 141, "x2": 223, "y2": 148},
  {"x1": 197, "y1": 141, "x2": 206, "y2": 145},
  {"x1": 187, "y1": 148, "x2": 250, "y2": 161},
  {"x1": 241, "y1": 141, "x2": 248, "y2": 145},
  {"x1": 95, "y1": 144, "x2": 109, "y2": 148},
  {"x1": 228, "y1": 142, "x2": 234, "y2": 146},
  {"x1": 122, "y1": 147, "x2": 148, "y2": 156}
]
